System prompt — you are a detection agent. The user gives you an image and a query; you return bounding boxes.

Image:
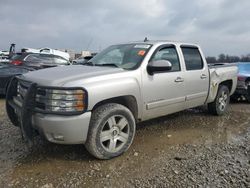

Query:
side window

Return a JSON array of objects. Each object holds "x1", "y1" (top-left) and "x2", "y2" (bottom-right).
[
  {"x1": 54, "y1": 56, "x2": 69, "y2": 64},
  {"x1": 38, "y1": 54, "x2": 54, "y2": 64},
  {"x1": 181, "y1": 47, "x2": 203, "y2": 70},
  {"x1": 151, "y1": 47, "x2": 180, "y2": 72},
  {"x1": 25, "y1": 54, "x2": 41, "y2": 62},
  {"x1": 26, "y1": 54, "x2": 54, "y2": 63}
]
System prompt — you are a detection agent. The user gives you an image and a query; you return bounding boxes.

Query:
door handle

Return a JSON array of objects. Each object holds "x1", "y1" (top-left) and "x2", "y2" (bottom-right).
[
  {"x1": 200, "y1": 74, "x2": 207, "y2": 79},
  {"x1": 175, "y1": 77, "x2": 184, "y2": 83}
]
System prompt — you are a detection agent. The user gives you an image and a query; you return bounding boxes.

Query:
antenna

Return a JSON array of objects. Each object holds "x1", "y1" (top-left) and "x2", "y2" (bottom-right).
[{"x1": 144, "y1": 37, "x2": 148, "y2": 42}]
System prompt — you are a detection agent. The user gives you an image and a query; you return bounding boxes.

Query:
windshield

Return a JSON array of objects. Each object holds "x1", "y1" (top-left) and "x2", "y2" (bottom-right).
[
  {"x1": 238, "y1": 63, "x2": 250, "y2": 73},
  {"x1": 90, "y1": 43, "x2": 152, "y2": 70}
]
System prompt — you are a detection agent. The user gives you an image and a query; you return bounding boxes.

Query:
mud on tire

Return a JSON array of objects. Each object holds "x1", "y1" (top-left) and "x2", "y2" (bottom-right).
[
  {"x1": 85, "y1": 103, "x2": 136, "y2": 160},
  {"x1": 208, "y1": 85, "x2": 230, "y2": 116}
]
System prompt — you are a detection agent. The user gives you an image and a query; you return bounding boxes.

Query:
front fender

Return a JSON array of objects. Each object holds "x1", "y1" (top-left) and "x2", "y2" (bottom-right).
[{"x1": 86, "y1": 77, "x2": 142, "y2": 117}]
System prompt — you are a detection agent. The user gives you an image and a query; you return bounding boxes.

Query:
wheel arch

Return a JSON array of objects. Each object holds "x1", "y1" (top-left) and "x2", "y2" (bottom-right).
[
  {"x1": 92, "y1": 95, "x2": 139, "y2": 122},
  {"x1": 207, "y1": 79, "x2": 234, "y2": 103},
  {"x1": 219, "y1": 79, "x2": 233, "y2": 93}
]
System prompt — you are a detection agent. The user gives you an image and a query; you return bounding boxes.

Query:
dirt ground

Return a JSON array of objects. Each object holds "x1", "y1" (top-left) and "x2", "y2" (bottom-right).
[{"x1": 0, "y1": 98, "x2": 249, "y2": 188}]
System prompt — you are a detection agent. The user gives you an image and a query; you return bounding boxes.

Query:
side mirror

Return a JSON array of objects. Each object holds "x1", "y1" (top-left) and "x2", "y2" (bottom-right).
[{"x1": 147, "y1": 60, "x2": 172, "y2": 75}]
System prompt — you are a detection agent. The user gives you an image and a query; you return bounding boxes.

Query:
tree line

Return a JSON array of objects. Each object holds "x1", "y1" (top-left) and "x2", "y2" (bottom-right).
[{"x1": 206, "y1": 54, "x2": 250, "y2": 64}]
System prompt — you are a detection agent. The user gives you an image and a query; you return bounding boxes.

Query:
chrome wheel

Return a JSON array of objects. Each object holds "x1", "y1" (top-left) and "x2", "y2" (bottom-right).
[
  {"x1": 218, "y1": 91, "x2": 228, "y2": 111},
  {"x1": 100, "y1": 115, "x2": 129, "y2": 153}
]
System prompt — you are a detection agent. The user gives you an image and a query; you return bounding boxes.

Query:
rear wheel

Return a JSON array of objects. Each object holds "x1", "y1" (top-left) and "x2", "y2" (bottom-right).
[
  {"x1": 208, "y1": 85, "x2": 230, "y2": 116},
  {"x1": 85, "y1": 103, "x2": 136, "y2": 159}
]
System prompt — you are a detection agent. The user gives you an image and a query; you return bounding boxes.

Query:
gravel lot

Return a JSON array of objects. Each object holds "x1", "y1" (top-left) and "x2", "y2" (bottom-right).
[{"x1": 0, "y1": 98, "x2": 249, "y2": 187}]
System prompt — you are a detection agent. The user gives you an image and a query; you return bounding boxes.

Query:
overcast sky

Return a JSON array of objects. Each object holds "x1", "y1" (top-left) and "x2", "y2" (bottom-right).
[{"x1": 0, "y1": 0, "x2": 249, "y2": 56}]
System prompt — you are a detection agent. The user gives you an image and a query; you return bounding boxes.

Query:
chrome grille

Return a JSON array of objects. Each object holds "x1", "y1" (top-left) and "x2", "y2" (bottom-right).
[
  {"x1": 13, "y1": 80, "x2": 32, "y2": 108},
  {"x1": 17, "y1": 80, "x2": 31, "y2": 99},
  {"x1": 14, "y1": 80, "x2": 46, "y2": 111},
  {"x1": 35, "y1": 88, "x2": 47, "y2": 110}
]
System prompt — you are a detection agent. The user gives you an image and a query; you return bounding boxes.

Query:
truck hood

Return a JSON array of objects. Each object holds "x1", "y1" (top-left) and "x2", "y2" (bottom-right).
[{"x1": 21, "y1": 65, "x2": 125, "y2": 86}]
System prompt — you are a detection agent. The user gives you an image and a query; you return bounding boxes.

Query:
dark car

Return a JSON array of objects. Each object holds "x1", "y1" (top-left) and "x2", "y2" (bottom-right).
[
  {"x1": 72, "y1": 55, "x2": 93, "y2": 65},
  {"x1": 0, "y1": 62, "x2": 34, "y2": 95},
  {"x1": 10, "y1": 53, "x2": 70, "y2": 69},
  {"x1": 0, "y1": 53, "x2": 70, "y2": 95},
  {"x1": 232, "y1": 62, "x2": 250, "y2": 102}
]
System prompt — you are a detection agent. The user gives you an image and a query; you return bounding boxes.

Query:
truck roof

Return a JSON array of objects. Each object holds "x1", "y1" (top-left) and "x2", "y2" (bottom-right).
[{"x1": 118, "y1": 40, "x2": 200, "y2": 48}]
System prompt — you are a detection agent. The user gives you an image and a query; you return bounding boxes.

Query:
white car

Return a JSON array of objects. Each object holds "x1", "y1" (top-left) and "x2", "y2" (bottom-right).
[
  {"x1": 21, "y1": 48, "x2": 70, "y2": 60},
  {"x1": 0, "y1": 51, "x2": 9, "y2": 63}
]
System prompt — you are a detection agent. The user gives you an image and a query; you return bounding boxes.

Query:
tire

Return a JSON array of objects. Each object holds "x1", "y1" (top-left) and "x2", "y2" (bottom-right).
[
  {"x1": 246, "y1": 96, "x2": 250, "y2": 103},
  {"x1": 85, "y1": 103, "x2": 136, "y2": 159},
  {"x1": 245, "y1": 81, "x2": 250, "y2": 103},
  {"x1": 208, "y1": 85, "x2": 230, "y2": 116}
]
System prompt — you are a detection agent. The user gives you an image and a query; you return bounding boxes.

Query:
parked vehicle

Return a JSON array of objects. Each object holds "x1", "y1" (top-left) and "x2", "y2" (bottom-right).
[
  {"x1": 0, "y1": 50, "x2": 9, "y2": 63},
  {"x1": 21, "y1": 48, "x2": 70, "y2": 60},
  {"x1": 232, "y1": 62, "x2": 250, "y2": 102},
  {"x1": 72, "y1": 56, "x2": 93, "y2": 65},
  {"x1": 10, "y1": 53, "x2": 70, "y2": 68},
  {"x1": 0, "y1": 55, "x2": 9, "y2": 63},
  {"x1": 6, "y1": 41, "x2": 238, "y2": 159},
  {"x1": 0, "y1": 53, "x2": 70, "y2": 95},
  {"x1": 0, "y1": 62, "x2": 33, "y2": 95}
]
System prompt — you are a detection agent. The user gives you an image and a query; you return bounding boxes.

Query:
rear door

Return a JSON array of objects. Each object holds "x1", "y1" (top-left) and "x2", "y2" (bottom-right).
[{"x1": 181, "y1": 46, "x2": 209, "y2": 108}]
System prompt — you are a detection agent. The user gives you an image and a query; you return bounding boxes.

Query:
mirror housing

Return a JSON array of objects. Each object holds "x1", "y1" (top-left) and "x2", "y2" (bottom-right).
[{"x1": 147, "y1": 60, "x2": 172, "y2": 75}]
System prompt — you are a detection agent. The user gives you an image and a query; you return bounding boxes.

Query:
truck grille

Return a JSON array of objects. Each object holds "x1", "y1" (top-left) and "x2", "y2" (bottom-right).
[
  {"x1": 10, "y1": 78, "x2": 86, "y2": 116},
  {"x1": 13, "y1": 79, "x2": 31, "y2": 107},
  {"x1": 15, "y1": 79, "x2": 46, "y2": 111},
  {"x1": 18, "y1": 80, "x2": 30, "y2": 99}
]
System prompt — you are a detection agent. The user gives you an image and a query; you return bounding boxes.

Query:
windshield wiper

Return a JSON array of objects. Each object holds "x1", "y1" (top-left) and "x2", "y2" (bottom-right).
[{"x1": 95, "y1": 63, "x2": 120, "y2": 68}]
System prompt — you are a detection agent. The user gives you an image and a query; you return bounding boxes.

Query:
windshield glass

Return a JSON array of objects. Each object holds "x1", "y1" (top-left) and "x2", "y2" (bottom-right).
[
  {"x1": 238, "y1": 63, "x2": 250, "y2": 73},
  {"x1": 90, "y1": 43, "x2": 152, "y2": 70}
]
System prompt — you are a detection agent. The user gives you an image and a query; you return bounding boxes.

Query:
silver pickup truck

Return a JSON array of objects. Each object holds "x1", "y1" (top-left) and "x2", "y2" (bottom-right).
[{"x1": 6, "y1": 41, "x2": 238, "y2": 159}]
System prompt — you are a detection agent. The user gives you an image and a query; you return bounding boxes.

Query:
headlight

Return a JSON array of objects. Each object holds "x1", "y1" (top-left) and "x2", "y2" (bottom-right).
[{"x1": 36, "y1": 88, "x2": 87, "y2": 114}]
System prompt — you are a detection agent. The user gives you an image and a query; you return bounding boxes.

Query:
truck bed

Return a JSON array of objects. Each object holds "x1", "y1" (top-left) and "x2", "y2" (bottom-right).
[
  {"x1": 208, "y1": 63, "x2": 238, "y2": 68},
  {"x1": 207, "y1": 63, "x2": 238, "y2": 103}
]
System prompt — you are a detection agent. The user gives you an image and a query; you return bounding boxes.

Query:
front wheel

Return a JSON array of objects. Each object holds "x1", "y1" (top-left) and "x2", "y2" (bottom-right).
[
  {"x1": 85, "y1": 103, "x2": 136, "y2": 159},
  {"x1": 208, "y1": 85, "x2": 230, "y2": 116}
]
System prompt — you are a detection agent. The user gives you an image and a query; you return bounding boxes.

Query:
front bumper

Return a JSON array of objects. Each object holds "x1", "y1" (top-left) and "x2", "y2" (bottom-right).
[
  {"x1": 6, "y1": 77, "x2": 91, "y2": 144},
  {"x1": 234, "y1": 88, "x2": 247, "y2": 95},
  {"x1": 234, "y1": 80, "x2": 249, "y2": 95},
  {"x1": 33, "y1": 112, "x2": 91, "y2": 144}
]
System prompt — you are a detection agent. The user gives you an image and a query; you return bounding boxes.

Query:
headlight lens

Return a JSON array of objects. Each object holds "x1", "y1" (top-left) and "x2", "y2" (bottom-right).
[{"x1": 36, "y1": 88, "x2": 87, "y2": 114}]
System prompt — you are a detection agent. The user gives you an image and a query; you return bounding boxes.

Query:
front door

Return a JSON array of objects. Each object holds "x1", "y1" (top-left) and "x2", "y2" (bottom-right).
[{"x1": 142, "y1": 45, "x2": 186, "y2": 120}]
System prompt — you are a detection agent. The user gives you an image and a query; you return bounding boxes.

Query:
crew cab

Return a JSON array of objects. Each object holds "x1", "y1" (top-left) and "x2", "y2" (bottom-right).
[{"x1": 6, "y1": 41, "x2": 238, "y2": 159}]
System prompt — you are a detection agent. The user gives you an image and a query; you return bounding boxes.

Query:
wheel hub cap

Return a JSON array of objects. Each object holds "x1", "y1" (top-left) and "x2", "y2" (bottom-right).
[
  {"x1": 112, "y1": 128, "x2": 119, "y2": 137},
  {"x1": 218, "y1": 91, "x2": 228, "y2": 111},
  {"x1": 100, "y1": 115, "x2": 130, "y2": 153}
]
